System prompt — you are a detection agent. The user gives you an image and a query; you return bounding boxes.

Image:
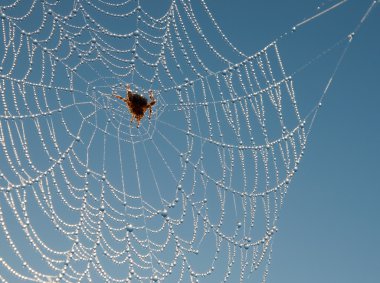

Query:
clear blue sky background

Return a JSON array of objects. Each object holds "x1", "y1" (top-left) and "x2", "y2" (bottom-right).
[
  {"x1": 0, "y1": 1, "x2": 379, "y2": 282},
  {"x1": 202, "y1": 0, "x2": 380, "y2": 282}
]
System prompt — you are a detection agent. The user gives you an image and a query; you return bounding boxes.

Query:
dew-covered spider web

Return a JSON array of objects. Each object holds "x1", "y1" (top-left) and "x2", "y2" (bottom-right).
[{"x1": 0, "y1": 0, "x2": 377, "y2": 282}]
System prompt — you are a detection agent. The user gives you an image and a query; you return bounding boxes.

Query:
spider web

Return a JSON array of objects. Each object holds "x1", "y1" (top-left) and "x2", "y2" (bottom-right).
[{"x1": 0, "y1": 0, "x2": 375, "y2": 282}]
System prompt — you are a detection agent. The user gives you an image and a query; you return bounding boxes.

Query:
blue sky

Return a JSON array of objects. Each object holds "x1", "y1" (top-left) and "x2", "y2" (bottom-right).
[
  {"x1": 0, "y1": 0, "x2": 379, "y2": 282},
  {"x1": 204, "y1": 0, "x2": 380, "y2": 282}
]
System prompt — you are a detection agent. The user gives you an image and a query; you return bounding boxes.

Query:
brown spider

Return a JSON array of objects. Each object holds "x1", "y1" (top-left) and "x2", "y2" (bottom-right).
[{"x1": 113, "y1": 84, "x2": 156, "y2": 128}]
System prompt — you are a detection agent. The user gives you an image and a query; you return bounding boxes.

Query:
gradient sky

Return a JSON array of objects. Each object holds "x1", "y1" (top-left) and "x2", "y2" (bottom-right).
[
  {"x1": 0, "y1": 1, "x2": 379, "y2": 282},
  {"x1": 203, "y1": 1, "x2": 380, "y2": 282}
]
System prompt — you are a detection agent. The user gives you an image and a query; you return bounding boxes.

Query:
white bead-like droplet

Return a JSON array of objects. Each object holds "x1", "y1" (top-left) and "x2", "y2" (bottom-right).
[
  {"x1": 127, "y1": 224, "x2": 134, "y2": 232},
  {"x1": 160, "y1": 209, "x2": 168, "y2": 218}
]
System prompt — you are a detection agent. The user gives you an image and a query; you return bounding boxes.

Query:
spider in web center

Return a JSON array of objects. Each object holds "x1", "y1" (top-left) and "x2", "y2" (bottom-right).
[{"x1": 113, "y1": 84, "x2": 156, "y2": 128}]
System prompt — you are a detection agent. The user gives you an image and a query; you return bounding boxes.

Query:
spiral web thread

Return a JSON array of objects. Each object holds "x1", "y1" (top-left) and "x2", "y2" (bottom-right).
[{"x1": 0, "y1": 0, "x2": 357, "y2": 282}]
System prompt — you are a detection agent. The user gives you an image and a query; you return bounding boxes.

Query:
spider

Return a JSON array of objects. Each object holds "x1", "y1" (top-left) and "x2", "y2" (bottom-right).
[{"x1": 113, "y1": 84, "x2": 156, "y2": 128}]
